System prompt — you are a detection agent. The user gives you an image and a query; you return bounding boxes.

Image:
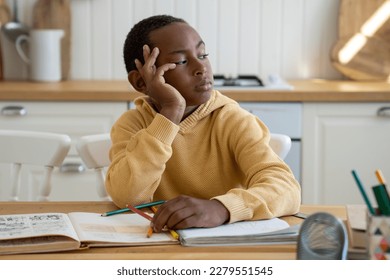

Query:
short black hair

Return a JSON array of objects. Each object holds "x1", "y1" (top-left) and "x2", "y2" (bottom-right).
[{"x1": 123, "y1": 15, "x2": 186, "y2": 73}]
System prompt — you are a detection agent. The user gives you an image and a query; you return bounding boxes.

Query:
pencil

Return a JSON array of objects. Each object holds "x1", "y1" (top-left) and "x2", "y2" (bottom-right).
[
  {"x1": 146, "y1": 226, "x2": 154, "y2": 238},
  {"x1": 125, "y1": 204, "x2": 155, "y2": 238},
  {"x1": 127, "y1": 204, "x2": 153, "y2": 221},
  {"x1": 375, "y1": 169, "x2": 386, "y2": 185},
  {"x1": 101, "y1": 200, "x2": 165, "y2": 216},
  {"x1": 150, "y1": 206, "x2": 180, "y2": 240},
  {"x1": 168, "y1": 229, "x2": 180, "y2": 240},
  {"x1": 351, "y1": 170, "x2": 376, "y2": 215}
]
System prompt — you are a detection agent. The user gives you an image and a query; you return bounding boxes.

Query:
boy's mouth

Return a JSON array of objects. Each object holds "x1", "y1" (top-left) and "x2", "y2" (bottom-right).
[{"x1": 195, "y1": 79, "x2": 213, "y2": 91}]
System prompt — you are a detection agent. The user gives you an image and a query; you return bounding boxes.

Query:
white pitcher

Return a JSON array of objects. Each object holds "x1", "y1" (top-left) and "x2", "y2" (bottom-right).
[{"x1": 16, "y1": 29, "x2": 64, "y2": 82}]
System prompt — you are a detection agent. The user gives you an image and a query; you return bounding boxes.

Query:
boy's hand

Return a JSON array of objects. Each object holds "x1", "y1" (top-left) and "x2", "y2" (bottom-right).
[
  {"x1": 151, "y1": 195, "x2": 230, "y2": 232},
  {"x1": 135, "y1": 45, "x2": 186, "y2": 124}
]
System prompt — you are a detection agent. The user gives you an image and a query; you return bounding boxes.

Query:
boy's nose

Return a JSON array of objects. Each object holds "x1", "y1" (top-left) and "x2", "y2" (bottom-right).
[{"x1": 194, "y1": 64, "x2": 207, "y2": 76}]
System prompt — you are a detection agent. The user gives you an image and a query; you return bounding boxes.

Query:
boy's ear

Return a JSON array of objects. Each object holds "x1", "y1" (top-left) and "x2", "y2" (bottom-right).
[{"x1": 128, "y1": 70, "x2": 147, "y2": 93}]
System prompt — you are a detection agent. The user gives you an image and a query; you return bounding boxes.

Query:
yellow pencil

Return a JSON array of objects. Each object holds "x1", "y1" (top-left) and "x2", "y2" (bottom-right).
[
  {"x1": 168, "y1": 229, "x2": 180, "y2": 240},
  {"x1": 375, "y1": 169, "x2": 386, "y2": 185},
  {"x1": 150, "y1": 206, "x2": 180, "y2": 240},
  {"x1": 146, "y1": 226, "x2": 153, "y2": 238}
]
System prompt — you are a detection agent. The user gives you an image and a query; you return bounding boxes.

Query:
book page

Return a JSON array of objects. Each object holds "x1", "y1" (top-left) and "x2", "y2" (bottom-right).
[
  {"x1": 178, "y1": 218, "x2": 290, "y2": 239},
  {"x1": 0, "y1": 213, "x2": 79, "y2": 241},
  {"x1": 68, "y1": 212, "x2": 177, "y2": 246}
]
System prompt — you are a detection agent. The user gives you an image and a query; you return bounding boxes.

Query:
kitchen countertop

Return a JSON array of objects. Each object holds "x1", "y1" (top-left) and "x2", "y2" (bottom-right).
[{"x1": 0, "y1": 79, "x2": 390, "y2": 102}]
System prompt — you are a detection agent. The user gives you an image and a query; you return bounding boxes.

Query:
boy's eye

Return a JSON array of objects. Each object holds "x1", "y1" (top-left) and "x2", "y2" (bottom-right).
[
  {"x1": 174, "y1": 60, "x2": 187, "y2": 65},
  {"x1": 172, "y1": 53, "x2": 209, "y2": 65}
]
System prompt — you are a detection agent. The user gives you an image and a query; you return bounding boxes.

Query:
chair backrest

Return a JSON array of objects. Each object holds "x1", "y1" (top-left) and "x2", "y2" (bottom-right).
[
  {"x1": 76, "y1": 133, "x2": 111, "y2": 200},
  {"x1": 269, "y1": 133, "x2": 291, "y2": 159},
  {"x1": 297, "y1": 212, "x2": 349, "y2": 260},
  {"x1": 0, "y1": 130, "x2": 71, "y2": 201}
]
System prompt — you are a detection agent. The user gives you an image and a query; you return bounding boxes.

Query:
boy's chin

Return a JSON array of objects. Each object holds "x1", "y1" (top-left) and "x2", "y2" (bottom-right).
[{"x1": 190, "y1": 91, "x2": 212, "y2": 105}]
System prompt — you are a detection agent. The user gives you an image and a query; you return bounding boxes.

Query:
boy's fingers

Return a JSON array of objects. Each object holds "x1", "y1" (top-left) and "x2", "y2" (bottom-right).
[
  {"x1": 152, "y1": 196, "x2": 196, "y2": 232},
  {"x1": 134, "y1": 59, "x2": 142, "y2": 71},
  {"x1": 143, "y1": 45, "x2": 159, "y2": 70},
  {"x1": 142, "y1": 44, "x2": 151, "y2": 57},
  {"x1": 155, "y1": 63, "x2": 176, "y2": 78}
]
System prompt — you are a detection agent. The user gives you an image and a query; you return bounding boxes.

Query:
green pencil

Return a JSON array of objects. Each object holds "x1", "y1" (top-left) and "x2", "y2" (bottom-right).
[
  {"x1": 351, "y1": 170, "x2": 376, "y2": 215},
  {"x1": 372, "y1": 184, "x2": 390, "y2": 216},
  {"x1": 101, "y1": 200, "x2": 166, "y2": 217}
]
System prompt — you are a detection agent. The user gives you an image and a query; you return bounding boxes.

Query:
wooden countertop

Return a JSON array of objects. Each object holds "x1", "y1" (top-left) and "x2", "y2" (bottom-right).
[{"x1": 0, "y1": 79, "x2": 390, "y2": 102}]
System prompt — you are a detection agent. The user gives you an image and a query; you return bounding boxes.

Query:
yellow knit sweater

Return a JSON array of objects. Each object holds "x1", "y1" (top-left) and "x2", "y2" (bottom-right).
[{"x1": 106, "y1": 90, "x2": 301, "y2": 223}]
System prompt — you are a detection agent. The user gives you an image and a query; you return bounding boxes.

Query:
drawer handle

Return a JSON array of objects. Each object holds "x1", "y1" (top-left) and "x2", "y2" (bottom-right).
[
  {"x1": 60, "y1": 163, "x2": 86, "y2": 173},
  {"x1": 377, "y1": 107, "x2": 390, "y2": 117},
  {"x1": 1, "y1": 105, "x2": 27, "y2": 116}
]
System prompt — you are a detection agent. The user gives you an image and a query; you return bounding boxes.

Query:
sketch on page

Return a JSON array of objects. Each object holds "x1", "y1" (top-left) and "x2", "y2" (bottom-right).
[
  {"x1": 68, "y1": 212, "x2": 173, "y2": 243},
  {"x1": 0, "y1": 213, "x2": 79, "y2": 240}
]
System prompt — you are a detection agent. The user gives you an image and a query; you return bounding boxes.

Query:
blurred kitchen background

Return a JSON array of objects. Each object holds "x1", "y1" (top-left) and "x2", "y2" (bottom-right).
[{"x1": 0, "y1": 0, "x2": 342, "y2": 81}]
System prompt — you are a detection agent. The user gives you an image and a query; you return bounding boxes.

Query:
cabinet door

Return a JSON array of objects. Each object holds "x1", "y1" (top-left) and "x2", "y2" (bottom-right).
[
  {"x1": 0, "y1": 102, "x2": 127, "y2": 201},
  {"x1": 302, "y1": 103, "x2": 390, "y2": 205}
]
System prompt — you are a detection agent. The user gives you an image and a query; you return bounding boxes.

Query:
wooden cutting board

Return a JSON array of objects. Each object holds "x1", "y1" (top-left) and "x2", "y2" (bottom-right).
[
  {"x1": 32, "y1": 0, "x2": 71, "y2": 80},
  {"x1": 331, "y1": 0, "x2": 390, "y2": 81}
]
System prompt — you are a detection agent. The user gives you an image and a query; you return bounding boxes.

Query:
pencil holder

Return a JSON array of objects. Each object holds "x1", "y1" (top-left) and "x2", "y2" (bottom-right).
[{"x1": 367, "y1": 214, "x2": 390, "y2": 260}]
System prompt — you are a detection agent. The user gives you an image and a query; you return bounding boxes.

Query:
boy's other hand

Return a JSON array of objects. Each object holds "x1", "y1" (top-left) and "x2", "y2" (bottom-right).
[
  {"x1": 135, "y1": 45, "x2": 186, "y2": 124},
  {"x1": 151, "y1": 195, "x2": 230, "y2": 232}
]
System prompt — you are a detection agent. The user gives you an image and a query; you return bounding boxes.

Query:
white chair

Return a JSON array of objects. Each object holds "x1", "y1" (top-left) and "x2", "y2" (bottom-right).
[
  {"x1": 0, "y1": 130, "x2": 71, "y2": 201},
  {"x1": 76, "y1": 133, "x2": 111, "y2": 201},
  {"x1": 269, "y1": 133, "x2": 291, "y2": 160}
]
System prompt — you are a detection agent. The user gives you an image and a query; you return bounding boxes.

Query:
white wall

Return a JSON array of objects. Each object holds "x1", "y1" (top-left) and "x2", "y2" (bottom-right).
[{"x1": 14, "y1": 0, "x2": 342, "y2": 81}]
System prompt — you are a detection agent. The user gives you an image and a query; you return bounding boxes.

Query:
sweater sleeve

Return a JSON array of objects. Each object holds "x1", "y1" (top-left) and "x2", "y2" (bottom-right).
[
  {"x1": 105, "y1": 113, "x2": 179, "y2": 208},
  {"x1": 212, "y1": 111, "x2": 301, "y2": 223}
]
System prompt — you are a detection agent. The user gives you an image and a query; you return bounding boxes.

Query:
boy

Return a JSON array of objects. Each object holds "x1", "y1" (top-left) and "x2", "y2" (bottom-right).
[{"x1": 106, "y1": 15, "x2": 300, "y2": 233}]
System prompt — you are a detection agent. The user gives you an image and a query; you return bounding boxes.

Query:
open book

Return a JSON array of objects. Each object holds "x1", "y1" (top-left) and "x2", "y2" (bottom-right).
[
  {"x1": 177, "y1": 218, "x2": 300, "y2": 246},
  {"x1": 0, "y1": 212, "x2": 178, "y2": 255}
]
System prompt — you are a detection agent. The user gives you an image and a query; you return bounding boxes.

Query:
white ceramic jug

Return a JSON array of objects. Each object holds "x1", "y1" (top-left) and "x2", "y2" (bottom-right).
[{"x1": 16, "y1": 29, "x2": 64, "y2": 82}]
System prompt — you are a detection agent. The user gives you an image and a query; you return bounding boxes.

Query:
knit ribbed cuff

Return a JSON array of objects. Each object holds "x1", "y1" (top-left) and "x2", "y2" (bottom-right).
[
  {"x1": 146, "y1": 114, "x2": 180, "y2": 145},
  {"x1": 212, "y1": 193, "x2": 253, "y2": 224}
]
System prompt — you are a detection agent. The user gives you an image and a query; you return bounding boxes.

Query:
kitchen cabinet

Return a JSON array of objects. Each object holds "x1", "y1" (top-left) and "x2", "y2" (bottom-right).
[
  {"x1": 301, "y1": 103, "x2": 390, "y2": 205},
  {"x1": 0, "y1": 101, "x2": 127, "y2": 201}
]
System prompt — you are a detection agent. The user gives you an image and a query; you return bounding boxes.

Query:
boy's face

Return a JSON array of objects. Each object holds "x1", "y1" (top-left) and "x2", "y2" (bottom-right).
[{"x1": 149, "y1": 22, "x2": 213, "y2": 106}]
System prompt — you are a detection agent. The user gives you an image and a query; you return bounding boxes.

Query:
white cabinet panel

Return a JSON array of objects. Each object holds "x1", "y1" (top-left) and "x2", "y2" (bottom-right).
[
  {"x1": 91, "y1": 0, "x2": 112, "y2": 79},
  {"x1": 302, "y1": 103, "x2": 390, "y2": 205},
  {"x1": 0, "y1": 102, "x2": 127, "y2": 201},
  {"x1": 239, "y1": 102, "x2": 302, "y2": 138},
  {"x1": 217, "y1": 0, "x2": 239, "y2": 77},
  {"x1": 285, "y1": 141, "x2": 301, "y2": 183},
  {"x1": 49, "y1": 158, "x2": 106, "y2": 202},
  {"x1": 70, "y1": 0, "x2": 92, "y2": 79},
  {"x1": 281, "y1": 0, "x2": 304, "y2": 78},
  {"x1": 260, "y1": 0, "x2": 283, "y2": 78},
  {"x1": 238, "y1": 0, "x2": 260, "y2": 75}
]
